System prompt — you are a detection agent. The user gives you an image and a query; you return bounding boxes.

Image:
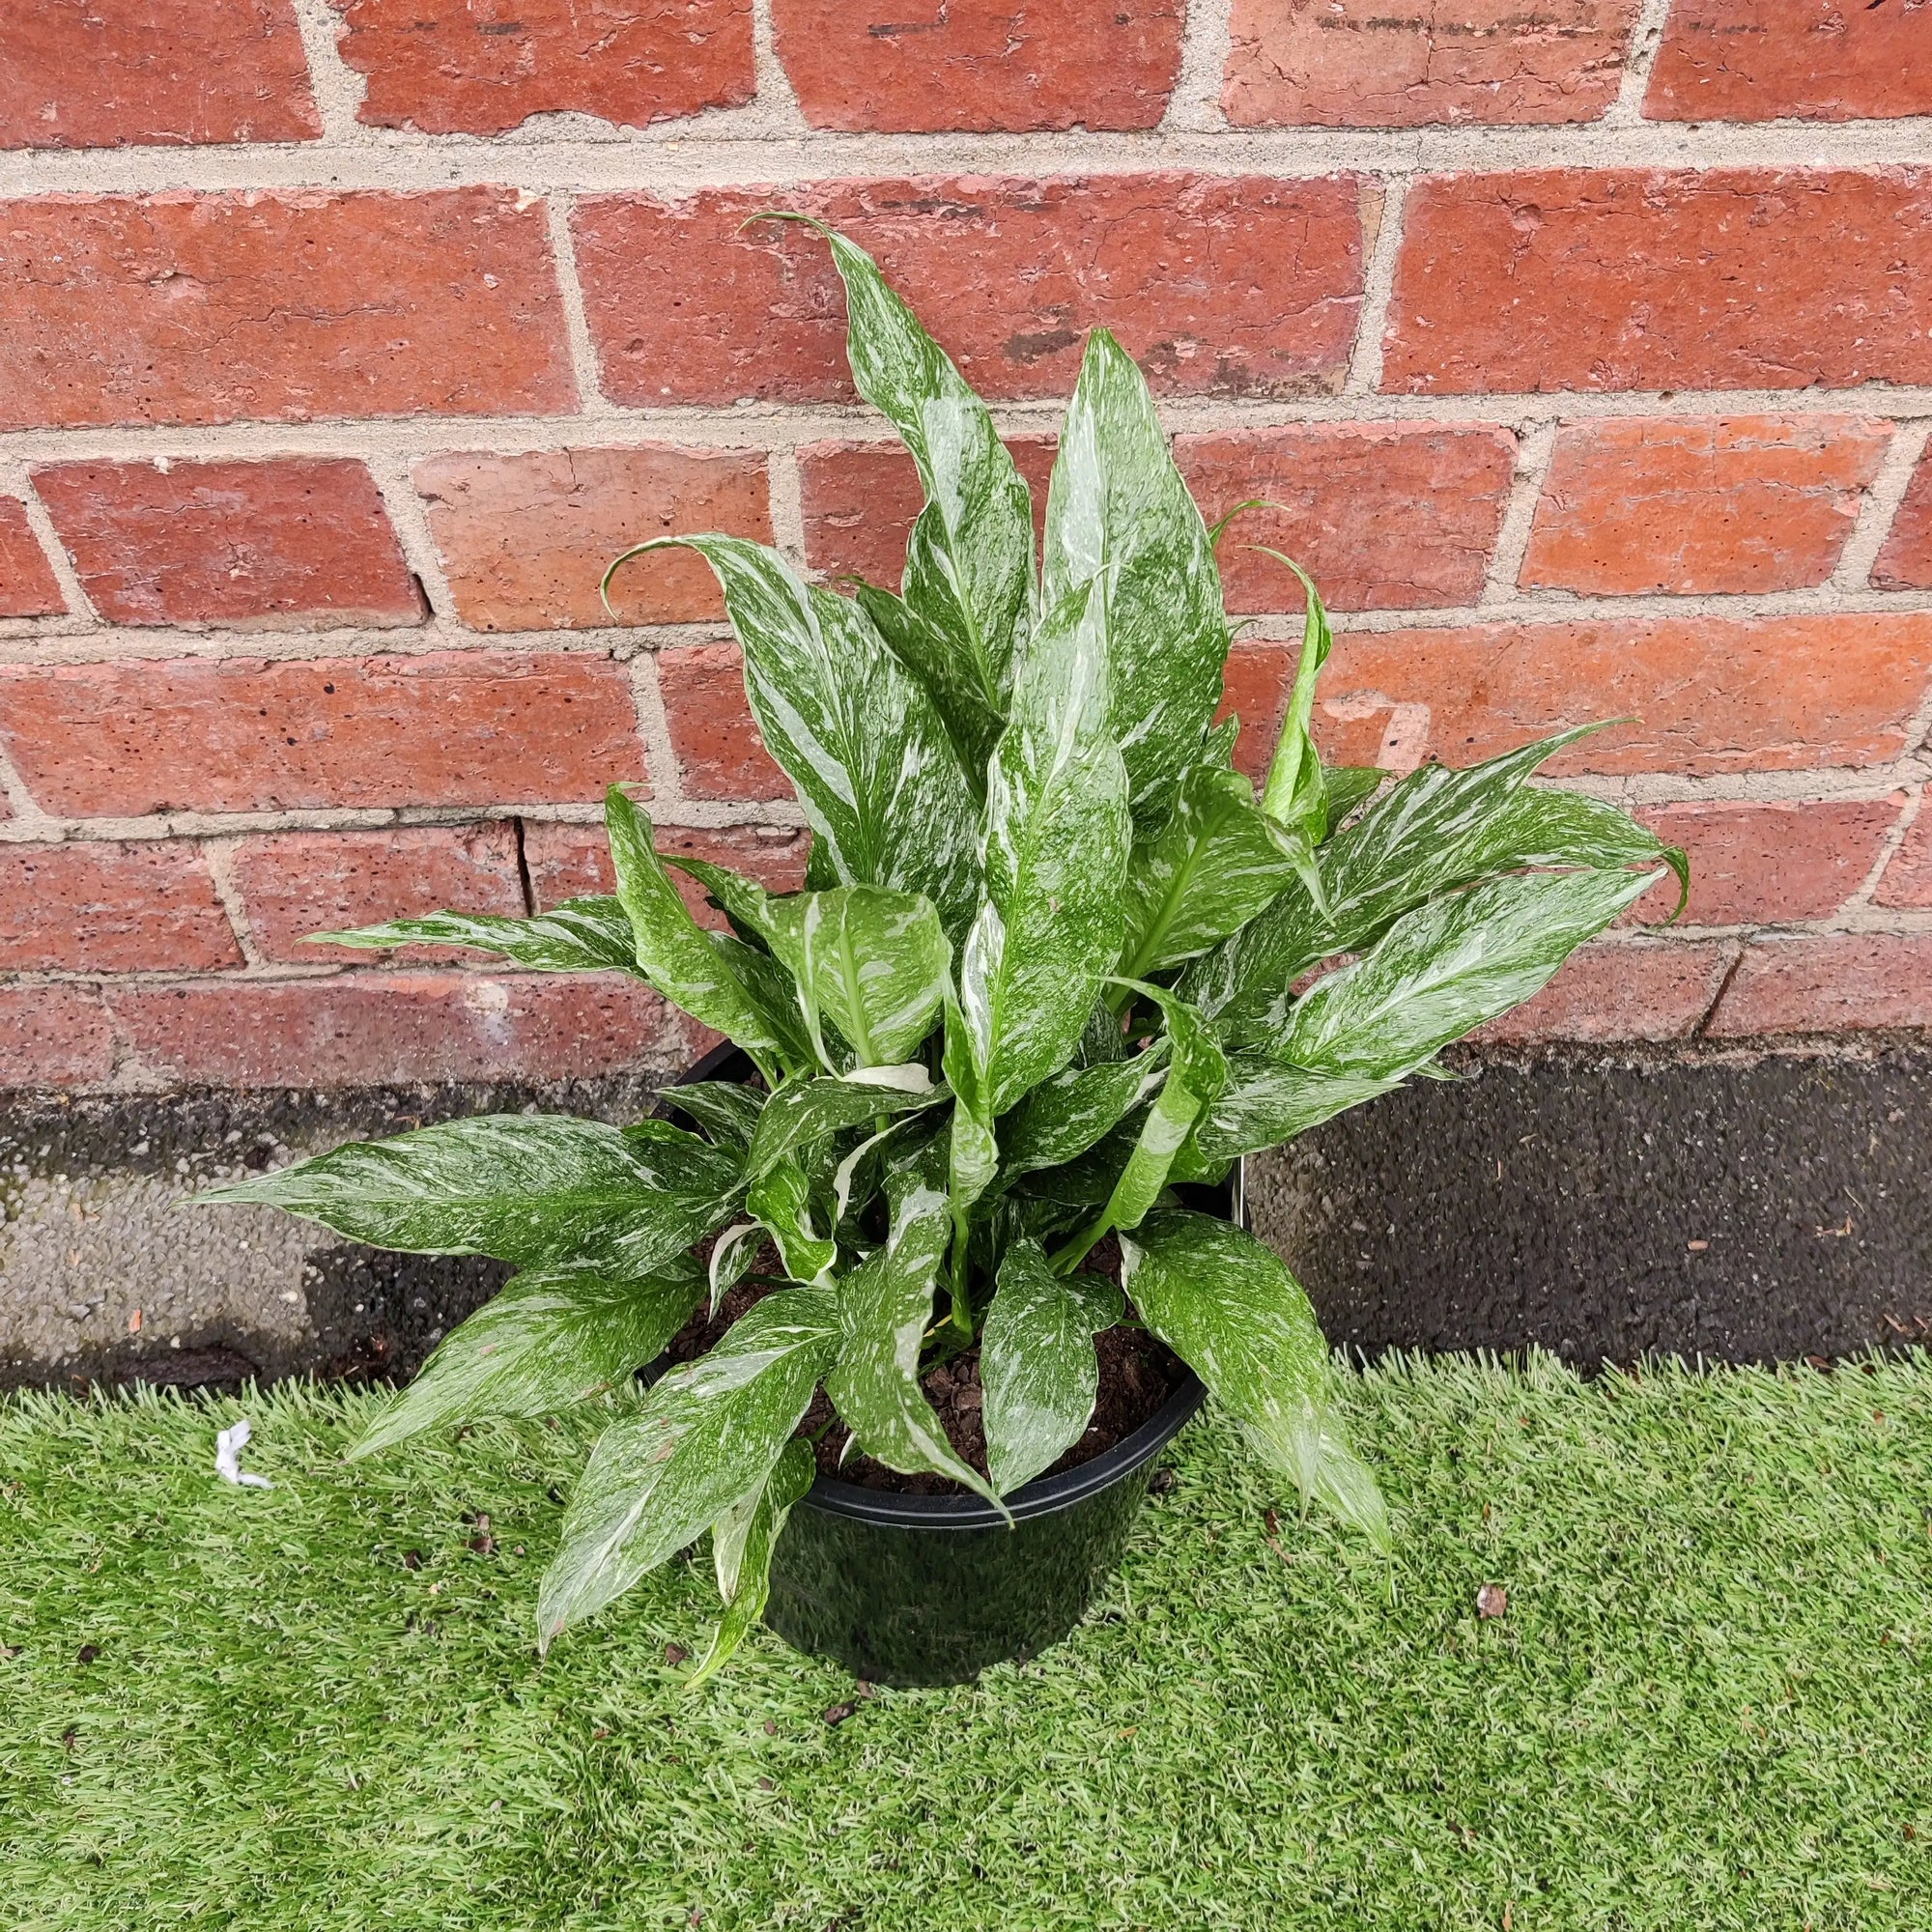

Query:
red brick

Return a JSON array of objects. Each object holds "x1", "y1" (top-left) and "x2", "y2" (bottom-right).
[
  {"x1": 330, "y1": 0, "x2": 752, "y2": 134},
  {"x1": 1647, "y1": 3, "x2": 1932, "y2": 125},
  {"x1": 656, "y1": 642, "x2": 789, "y2": 801},
  {"x1": 772, "y1": 0, "x2": 1183, "y2": 132},
  {"x1": 0, "y1": 189, "x2": 574, "y2": 431},
  {"x1": 1384, "y1": 169, "x2": 1932, "y2": 396},
  {"x1": 1179, "y1": 423, "x2": 1517, "y2": 614},
  {"x1": 524, "y1": 818, "x2": 808, "y2": 928},
  {"x1": 1630, "y1": 800, "x2": 1904, "y2": 926},
  {"x1": 108, "y1": 971, "x2": 696, "y2": 1088},
  {"x1": 34, "y1": 458, "x2": 422, "y2": 630},
  {"x1": 1874, "y1": 800, "x2": 1932, "y2": 910},
  {"x1": 231, "y1": 825, "x2": 526, "y2": 963},
  {"x1": 1224, "y1": 0, "x2": 1638, "y2": 128},
  {"x1": 574, "y1": 174, "x2": 1370, "y2": 407},
  {"x1": 0, "y1": 841, "x2": 239, "y2": 971},
  {"x1": 1222, "y1": 613, "x2": 1932, "y2": 782},
  {"x1": 1521, "y1": 416, "x2": 1889, "y2": 598},
  {"x1": 1709, "y1": 934, "x2": 1932, "y2": 1037},
  {"x1": 1470, "y1": 940, "x2": 1736, "y2": 1044},
  {"x1": 1871, "y1": 452, "x2": 1932, "y2": 592},
  {"x1": 0, "y1": 0, "x2": 320, "y2": 150},
  {"x1": 0, "y1": 497, "x2": 63, "y2": 617},
  {"x1": 415, "y1": 446, "x2": 770, "y2": 633},
  {"x1": 799, "y1": 438, "x2": 1056, "y2": 586},
  {"x1": 0, "y1": 984, "x2": 119, "y2": 1088},
  {"x1": 0, "y1": 652, "x2": 645, "y2": 817}
]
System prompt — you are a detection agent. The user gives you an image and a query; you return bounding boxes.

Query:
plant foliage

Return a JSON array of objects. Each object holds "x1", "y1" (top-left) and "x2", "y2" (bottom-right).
[{"x1": 207, "y1": 227, "x2": 1686, "y2": 1677}]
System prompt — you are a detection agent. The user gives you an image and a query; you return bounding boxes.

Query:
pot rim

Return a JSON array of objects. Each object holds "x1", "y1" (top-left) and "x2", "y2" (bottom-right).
[{"x1": 661, "y1": 1038, "x2": 1215, "y2": 1533}]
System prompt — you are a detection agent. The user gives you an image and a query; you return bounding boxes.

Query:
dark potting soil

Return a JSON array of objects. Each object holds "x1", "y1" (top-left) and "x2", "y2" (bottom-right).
[{"x1": 656, "y1": 1261, "x2": 1188, "y2": 1498}]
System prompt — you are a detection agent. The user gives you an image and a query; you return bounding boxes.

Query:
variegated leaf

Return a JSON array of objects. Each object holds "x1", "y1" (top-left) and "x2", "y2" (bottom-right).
[{"x1": 308, "y1": 897, "x2": 639, "y2": 976}]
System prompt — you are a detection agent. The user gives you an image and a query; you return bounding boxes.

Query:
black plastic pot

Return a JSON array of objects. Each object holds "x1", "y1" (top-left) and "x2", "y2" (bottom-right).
[{"x1": 662, "y1": 1042, "x2": 1219, "y2": 1689}]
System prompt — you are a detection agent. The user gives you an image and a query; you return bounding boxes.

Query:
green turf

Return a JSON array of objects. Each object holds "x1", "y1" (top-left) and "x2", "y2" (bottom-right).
[{"x1": 3, "y1": 1355, "x2": 1930, "y2": 1931}]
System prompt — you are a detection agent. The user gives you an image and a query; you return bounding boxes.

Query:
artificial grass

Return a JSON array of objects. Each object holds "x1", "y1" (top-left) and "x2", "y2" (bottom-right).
[{"x1": 2, "y1": 1356, "x2": 1929, "y2": 1931}]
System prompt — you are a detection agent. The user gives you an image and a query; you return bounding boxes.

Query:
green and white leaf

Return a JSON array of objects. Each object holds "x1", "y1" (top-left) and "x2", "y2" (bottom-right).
[
  {"x1": 1120, "y1": 762, "x2": 1311, "y2": 980},
  {"x1": 660, "y1": 1080, "x2": 767, "y2": 1154},
  {"x1": 201, "y1": 1115, "x2": 741, "y2": 1270},
  {"x1": 746, "y1": 1065, "x2": 945, "y2": 1184},
  {"x1": 1041, "y1": 329, "x2": 1227, "y2": 833},
  {"x1": 686, "y1": 1438, "x2": 815, "y2": 1690},
  {"x1": 762, "y1": 886, "x2": 951, "y2": 1070},
  {"x1": 958, "y1": 580, "x2": 1132, "y2": 1119},
  {"x1": 619, "y1": 534, "x2": 981, "y2": 939},
  {"x1": 308, "y1": 897, "x2": 639, "y2": 976},
  {"x1": 1256, "y1": 550, "x2": 1332, "y2": 853},
  {"x1": 853, "y1": 581, "x2": 1005, "y2": 792},
  {"x1": 656, "y1": 852, "x2": 779, "y2": 942},
  {"x1": 538, "y1": 1288, "x2": 838, "y2": 1650},
  {"x1": 995, "y1": 1053, "x2": 1167, "y2": 1183},
  {"x1": 1264, "y1": 867, "x2": 1659, "y2": 1076},
  {"x1": 825, "y1": 1166, "x2": 1001, "y2": 1506},
  {"x1": 980, "y1": 1238, "x2": 1122, "y2": 1496},
  {"x1": 349, "y1": 1254, "x2": 706, "y2": 1461},
  {"x1": 745, "y1": 1159, "x2": 836, "y2": 1286},
  {"x1": 1121, "y1": 1211, "x2": 1388, "y2": 1550},
  {"x1": 1189, "y1": 1059, "x2": 1411, "y2": 1164}
]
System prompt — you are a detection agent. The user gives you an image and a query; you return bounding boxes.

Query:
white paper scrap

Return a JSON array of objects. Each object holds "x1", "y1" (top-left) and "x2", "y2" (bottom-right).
[{"x1": 214, "y1": 1418, "x2": 272, "y2": 1490}]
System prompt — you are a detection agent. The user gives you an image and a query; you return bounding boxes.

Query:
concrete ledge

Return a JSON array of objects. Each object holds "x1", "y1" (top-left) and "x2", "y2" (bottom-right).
[{"x1": 3, "y1": 1044, "x2": 1927, "y2": 1390}]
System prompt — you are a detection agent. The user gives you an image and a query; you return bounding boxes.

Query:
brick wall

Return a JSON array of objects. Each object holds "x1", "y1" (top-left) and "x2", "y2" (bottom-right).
[{"x1": 2, "y1": 0, "x2": 1930, "y2": 1091}]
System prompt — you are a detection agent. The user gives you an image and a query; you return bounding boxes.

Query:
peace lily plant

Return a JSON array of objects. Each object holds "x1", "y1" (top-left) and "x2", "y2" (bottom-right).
[{"x1": 208, "y1": 221, "x2": 1686, "y2": 1682}]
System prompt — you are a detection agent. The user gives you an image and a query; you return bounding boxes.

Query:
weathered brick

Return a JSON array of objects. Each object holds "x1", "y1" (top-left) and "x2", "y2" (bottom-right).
[
  {"x1": 330, "y1": 0, "x2": 753, "y2": 134},
  {"x1": 1874, "y1": 801, "x2": 1932, "y2": 910},
  {"x1": 35, "y1": 458, "x2": 422, "y2": 629},
  {"x1": 656, "y1": 642, "x2": 789, "y2": 801},
  {"x1": 230, "y1": 825, "x2": 526, "y2": 963},
  {"x1": 1179, "y1": 423, "x2": 1518, "y2": 613},
  {"x1": 0, "y1": 841, "x2": 239, "y2": 971},
  {"x1": 799, "y1": 438, "x2": 1056, "y2": 586},
  {"x1": 0, "y1": 651, "x2": 645, "y2": 817},
  {"x1": 0, "y1": 497, "x2": 63, "y2": 617},
  {"x1": 0, "y1": 0, "x2": 320, "y2": 150},
  {"x1": 772, "y1": 0, "x2": 1183, "y2": 131},
  {"x1": 1647, "y1": 3, "x2": 1932, "y2": 125},
  {"x1": 1224, "y1": 0, "x2": 1639, "y2": 128},
  {"x1": 1385, "y1": 169, "x2": 1932, "y2": 396},
  {"x1": 1223, "y1": 613, "x2": 1932, "y2": 781},
  {"x1": 1631, "y1": 800, "x2": 1904, "y2": 926},
  {"x1": 575, "y1": 175, "x2": 1370, "y2": 406},
  {"x1": 0, "y1": 189, "x2": 574, "y2": 431},
  {"x1": 1471, "y1": 940, "x2": 1736, "y2": 1044},
  {"x1": 109, "y1": 971, "x2": 695, "y2": 1088},
  {"x1": 1871, "y1": 451, "x2": 1932, "y2": 592},
  {"x1": 415, "y1": 446, "x2": 770, "y2": 633},
  {"x1": 0, "y1": 984, "x2": 119, "y2": 1088},
  {"x1": 1709, "y1": 934, "x2": 1932, "y2": 1037},
  {"x1": 1521, "y1": 416, "x2": 1889, "y2": 598}
]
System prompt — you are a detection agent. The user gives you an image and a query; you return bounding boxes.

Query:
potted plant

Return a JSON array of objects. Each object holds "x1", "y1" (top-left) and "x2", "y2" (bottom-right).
[{"x1": 206, "y1": 222, "x2": 1685, "y2": 1688}]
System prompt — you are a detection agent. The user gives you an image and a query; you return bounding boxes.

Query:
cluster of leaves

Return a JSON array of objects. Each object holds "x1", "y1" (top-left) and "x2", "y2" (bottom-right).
[{"x1": 207, "y1": 222, "x2": 1685, "y2": 1678}]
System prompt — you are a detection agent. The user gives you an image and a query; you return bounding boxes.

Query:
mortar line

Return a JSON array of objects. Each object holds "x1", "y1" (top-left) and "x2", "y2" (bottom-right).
[
  {"x1": 1480, "y1": 419, "x2": 1558, "y2": 605},
  {"x1": 1341, "y1": 176, "x2": 1407, "y2": 400},
  {"x1": 1608, "y1": 0, "x2": 1678, "y2": 128},
  {"x1": 1843, "y1": 781, "x2": 1925, "y2": 915},
  {"x1": 625, "y1": 648, "x2": 687, "y2": 815},
  {"x1": 362, "y1": 455, "x2": 457, "y2": 621},
  {"x1": 9, "y1": 389, "x2": 1932, "y2": 469},
  {"x1": 1833, "y1": 419, "x2": 1932, "y2": 592},
  {"x1": 766, "y1": 444, "x2": 807, "y2": 566},
  {"x1": 2, "y1": 462, "x2": 93, "y2": 621},
  {"x1": 285, "y1": 0, "x2": 366, "y2": 141},
  {"x1": 748, "y1": 0, "x2": 810, "y2": 135},
  {"x1": 0, "y1": 735, "x2": 54, "y2": 834},
  {"x1": 544, "y1": 193, "x2": 608, "y2": 411},
  {"x1": 9, "y1": 120, "x2": 1932, "y2": 192},
  {"x1": 1162, "y1": 0, "x2": 1234, "y2": 133},
  {"x1": 200, "y1": 835, "x2": 269, "y2": 969}
]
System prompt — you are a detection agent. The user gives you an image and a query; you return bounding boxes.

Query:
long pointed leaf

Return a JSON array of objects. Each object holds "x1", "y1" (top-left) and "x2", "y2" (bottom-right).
[
  {"x1": 308, "y1": 897, "x2": 639, "y2": 976},
  {"x1": 1042, "y1": 329, "x2": 1227, "y2": 833},
  {"x1": 1121, "y1": 1211, "x2": 1387, "y2": 1550},
  {"x1": 348, "y1": 1255, "x2": 705, "y2": 1461},
  {"x1": 686, "y1": 1438, "x2": 816, "y2": 1690},
  {"x1": 539, "y1": 1290, "x2": 838, "y2": 1650},
  {"x1": 746, "y1": 1066, "x2": 945, "y2": 1184}
]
